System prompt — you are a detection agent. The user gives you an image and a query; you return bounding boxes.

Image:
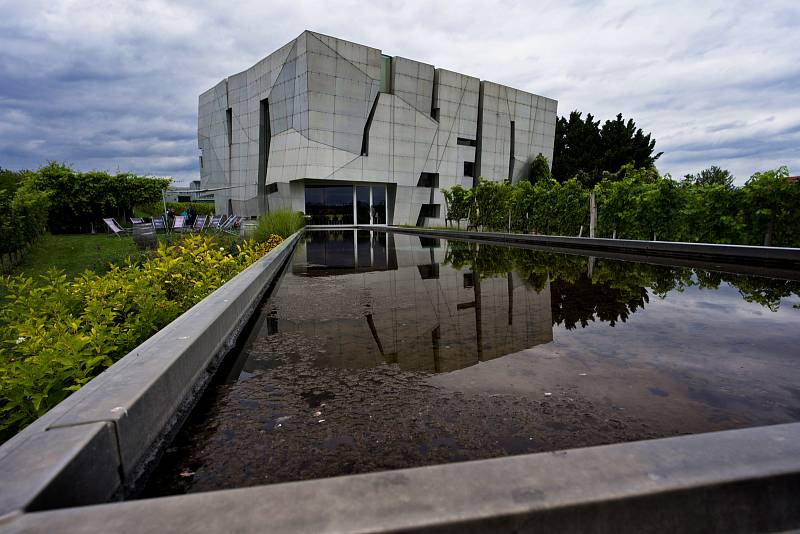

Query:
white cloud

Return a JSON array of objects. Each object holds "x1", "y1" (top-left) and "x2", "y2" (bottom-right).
[{"x1": 0, "y1": 0, "x2": 798, "y2": 183}]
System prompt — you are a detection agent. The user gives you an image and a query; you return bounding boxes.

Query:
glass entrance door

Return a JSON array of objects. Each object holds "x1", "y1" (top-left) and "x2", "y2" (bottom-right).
[{"x1": 356, "y1": 186, "x2": 371, "y2": 224}]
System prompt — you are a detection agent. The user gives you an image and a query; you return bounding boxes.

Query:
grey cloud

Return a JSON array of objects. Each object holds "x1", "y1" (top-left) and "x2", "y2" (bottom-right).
[{"x1": 0, "y1": 0, "x2": 797, "y2": 184}]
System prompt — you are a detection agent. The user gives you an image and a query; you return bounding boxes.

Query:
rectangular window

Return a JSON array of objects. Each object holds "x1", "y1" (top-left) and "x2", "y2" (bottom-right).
[
  {"x1": 456, "y1": 137, "x2": 477, "y2": 147},
  {"x1": 431, "y1": 107, "x2": 440, "y2": 122},
  {"x1": 417, "y1": 172, "x2": 439, "y2": 187},
  {"x1": 356, "y1": 186, "x2": 370, "y2": 224},
  {"x1": 379, "y1": 55, "x2": 392, "y2": 93},
  {"x1": 199, "y1": 155, "x2": 204, "y2": 169},
  {"x1": 258, "y1": 98, "x2": 270, "y2": 203},
  {"x1": 372, "y1": 186, "x2": 386, "y2": 224},
  {"x1": 463, "y1": 272, "x2": 474, "y2": 288},
  {"x1": 464, "y1": 161, "x2": 475, "y2": 177}
]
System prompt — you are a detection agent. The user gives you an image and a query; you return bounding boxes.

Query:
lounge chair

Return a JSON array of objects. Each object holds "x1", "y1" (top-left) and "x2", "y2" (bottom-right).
[
  {"x1": 192, "y1": 215, "x2": 208, "y2": 232},
  {"x1": 130, "y1": 217, "x2": 145, "y2": 224},
  {"x1": 103, "y1": 218, "x2": 130, "y2": 237},
  {"x1": 207, "y1": 214, "x2": 224, "y2": 231},
  {"x1": 173, "y1": 215, "x2": 188, "y2": 232},
  {"x1": 153, "y1": 216, "x2": 167, "y2": 232},
  {"x1": 220, "y1": 215, "x2": 240, "y2": 234}
]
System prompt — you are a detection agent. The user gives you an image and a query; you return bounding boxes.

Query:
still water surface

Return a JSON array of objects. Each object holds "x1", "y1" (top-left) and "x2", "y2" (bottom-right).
[{"x1": 144, "y1": 230, "x2": 800, "y2": 496}]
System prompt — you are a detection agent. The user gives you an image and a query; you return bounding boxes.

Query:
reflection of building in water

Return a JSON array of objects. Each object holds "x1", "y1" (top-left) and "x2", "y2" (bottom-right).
[{"x1": 261, "y1": 230, "x2": 552, "y2": 373}]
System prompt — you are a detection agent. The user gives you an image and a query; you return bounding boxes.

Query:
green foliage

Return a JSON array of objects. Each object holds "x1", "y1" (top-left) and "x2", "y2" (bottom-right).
[
  {"x1": 0, "y1": 234, "x2": 284, "y2": 440},
  {"x1": 253, "y1": 208, "x2": 306, "y2": 240},
  {"x1": 552, "y1": 111, "x2": 662, "y2": 187},
  {"x1": 0, "y1": 172, "x2": 50, "y2": 255},
  {"x1": 31, "y1": 162, "x2": 171, "y2": 233},
  {"x1": 0, "y1": 167, "x2": 27, "y2": 195},
  {"x1": 684, "y1": 165, "x2": 735, "y2": 189},
  {"x1": 737, "y1": 166, "x2": 799, "y2": 247},
  {"x1": 442, "y1": 164, "x2": 799, "y2": 247},
  {"x1": 441, "y1": 184, "x2": 473, "y2": 227},
  {"x1": 166, "y1": 202, "x2": 216, "y2": 217},
  {"x1": 519, "y1": 154, "x2": 552, "y2": 184}
]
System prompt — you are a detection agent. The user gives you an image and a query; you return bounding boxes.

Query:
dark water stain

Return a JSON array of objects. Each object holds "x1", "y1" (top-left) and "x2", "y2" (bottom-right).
[{"x1": 648, "y1": 387, "x2": 669, "y2": 397}]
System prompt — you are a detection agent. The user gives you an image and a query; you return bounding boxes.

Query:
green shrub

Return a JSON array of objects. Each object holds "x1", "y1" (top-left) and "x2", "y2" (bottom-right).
[
  {"x1": 0, "y1": 233, "x2": 284, "y2": 441},
  {"x1": 0, "y1": 172, "x2": 50, "y2": 255},
  {"x1": 253, "y1": 208, "x2": 305, "y2": 240}
]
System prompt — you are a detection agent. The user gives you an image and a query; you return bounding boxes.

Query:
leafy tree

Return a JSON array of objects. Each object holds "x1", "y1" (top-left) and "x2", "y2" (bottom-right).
[
  {"x1": 518, "y1": 154, "x2": 552, "y2": 184},
  {"x1": 552, "y1": 111, "x2": 661, "y2": 187},
  {"x1": 0, "y1": 167, "x2": 26, "y2": 195},
  {"x1": 684, "y1": 166, "x2": 735, "y2": 189}
]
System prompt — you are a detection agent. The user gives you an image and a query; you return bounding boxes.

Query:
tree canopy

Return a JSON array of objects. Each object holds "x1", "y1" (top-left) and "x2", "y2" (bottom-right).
[
  {"x1": 683, "y1": 165, "x2": 735, "y2": 189},
  {"x1": 552, "y1": 111, "x2": 662, "y2": 187}
]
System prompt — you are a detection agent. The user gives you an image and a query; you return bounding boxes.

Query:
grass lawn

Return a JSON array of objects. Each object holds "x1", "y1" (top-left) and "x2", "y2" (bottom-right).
[{"x1": 13, "y1": 233, "x2": 144, "y2": 280}]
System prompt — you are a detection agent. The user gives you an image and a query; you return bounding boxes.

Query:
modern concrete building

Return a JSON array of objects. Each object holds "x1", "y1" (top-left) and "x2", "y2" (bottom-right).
[{"x1": 199, "y1": 31, "x2": 557, "y2": 225}]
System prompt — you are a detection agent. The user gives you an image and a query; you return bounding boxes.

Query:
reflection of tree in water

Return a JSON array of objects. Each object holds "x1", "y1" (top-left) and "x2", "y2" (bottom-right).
[
  {"x1": 443, "y1": 240, "x2": 800, "y2": 330},
  {"x1": 549, "y1": 275, "x2": 648, "y2": 330}
]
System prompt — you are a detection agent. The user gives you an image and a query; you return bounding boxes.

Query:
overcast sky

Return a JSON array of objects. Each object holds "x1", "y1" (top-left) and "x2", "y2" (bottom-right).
[{"x1": 1, "y1": 0, "x2": 797, "y2": 185}]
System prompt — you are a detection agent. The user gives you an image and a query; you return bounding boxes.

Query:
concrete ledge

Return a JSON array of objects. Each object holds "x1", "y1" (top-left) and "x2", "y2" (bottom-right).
[
  {"x1": 388, "y1": 227, "x2": 800, "y2": 275},
  {"x1": 0, "y1": 230, "x2": 303, "y2": 516},
  {"x1": 6, "y1": 422, "x2": 800, "y2": 533}
]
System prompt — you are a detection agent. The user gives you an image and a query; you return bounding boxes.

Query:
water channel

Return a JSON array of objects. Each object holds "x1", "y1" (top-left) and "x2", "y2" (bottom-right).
[{"x1": 143, "y1": 230, "x2": 800, "y2": 496}]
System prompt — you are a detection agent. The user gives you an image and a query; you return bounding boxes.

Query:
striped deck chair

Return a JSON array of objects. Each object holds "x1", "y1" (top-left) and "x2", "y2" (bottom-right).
[
  {"x1": 220, "y1": 215, "x2": 240, "y2": 234},
  {"x1": 207, "y1": 214, "x2": 224, "y2": 231},
  {"x1": 153, "y1": 216, "x2": 167, "y2": 232},
  {"x1": 130, "y1": 217, "x2": 144, "y2": 224},
  {"x1": 103, "y1": 218, "x2": 130, "y2": 237},
  {"x1": 192, "y1": 215, "x2": 208, "y2": 232},
  {"x1": 172, "y1": 215, "x2": 188, "y2": 232}
]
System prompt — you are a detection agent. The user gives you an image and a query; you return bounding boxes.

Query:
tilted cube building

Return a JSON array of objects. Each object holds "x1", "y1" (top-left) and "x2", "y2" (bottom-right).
[{"x1": 198, "y1": 31, "x2": 557, "y2": 225}]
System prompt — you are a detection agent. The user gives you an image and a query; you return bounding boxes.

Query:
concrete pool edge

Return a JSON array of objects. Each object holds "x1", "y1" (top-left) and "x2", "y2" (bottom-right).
[
  {"x1": 5, "y1": 422, "x2": 800, "y2": 532},
  {"x1": 0, "y1": 229, "x2": 304, "y2": 518},
  {"x1": 386, "y1": 226, "x2": 800, "y2": 273}
]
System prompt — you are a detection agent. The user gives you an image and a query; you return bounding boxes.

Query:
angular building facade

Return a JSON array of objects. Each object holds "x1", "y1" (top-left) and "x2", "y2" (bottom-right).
[{"x1": 198, "y1": 31, "x2": 558, "y2": 225}]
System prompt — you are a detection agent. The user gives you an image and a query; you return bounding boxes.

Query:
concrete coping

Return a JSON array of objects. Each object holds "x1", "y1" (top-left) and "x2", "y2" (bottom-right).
[
  {"x1": 5, "y1": 422, "x2": 800, "y2": 532},
  {"x1": 0, "y1": 229, "x2": 304, "y2": 518}
]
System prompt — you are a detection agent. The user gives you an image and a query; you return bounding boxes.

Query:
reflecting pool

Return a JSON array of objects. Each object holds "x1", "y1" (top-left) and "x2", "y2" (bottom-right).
[{"x1": 144, "y1": 230, "x2": 800, "y2": 496}]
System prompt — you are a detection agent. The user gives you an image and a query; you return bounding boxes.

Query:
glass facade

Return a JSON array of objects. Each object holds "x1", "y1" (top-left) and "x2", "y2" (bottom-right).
[
  {"x1": 305, "y1": 185, "x2": 354, "y2": 225},
  {"x1": 305, "y1": 183, "x2": 387, "y2": 225},
  {"x1": 379, "y1": 55, "x2": 392, "y2": 93}
]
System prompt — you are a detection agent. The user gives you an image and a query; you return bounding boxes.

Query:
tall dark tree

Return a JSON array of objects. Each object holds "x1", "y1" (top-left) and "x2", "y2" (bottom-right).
[
  {"x1": 552, "y1": 111, "x2": 662, "y2": 187},
  {"x1": 683, "y1": 165, "x2": 734, "y2": 189},
  {"x1": 552, "y1": 111, "x2": 601, "y2": 184}
]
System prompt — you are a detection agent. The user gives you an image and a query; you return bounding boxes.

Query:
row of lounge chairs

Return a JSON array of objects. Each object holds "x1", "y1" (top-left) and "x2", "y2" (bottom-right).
[{"x1": 103, "y1": 215, "x2": 243, "y2": 237}]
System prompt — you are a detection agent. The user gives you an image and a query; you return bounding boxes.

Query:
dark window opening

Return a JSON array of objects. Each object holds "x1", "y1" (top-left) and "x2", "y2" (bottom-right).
[
  {"x1": 417, "y1": 172, "x2": 439, "y2": 187},
  {"x1": 457, "y1": 137, "x2": 477, "y2": 147},
  {"x1": 177, "y1": 195, "x2": 191, "y2": 203},
  {"x1": 415, "y1": 203, "x2": 440, "y2": 226},
  {"x1": 464, "y1": 161, "x2": 475, "y2": 177},
  {"x1": 379, "y1": 55, "x2": 393, "y2": 93},
  {"x1": 417, "y1": 264, "x2": 440, "y2": 280},
  {"x1": 463, "y1": 272, "x2": 474, "y2": 288},
  {"x1": 431, "y1": 107, "x2": 440, "y2": 121},
  {"x1": 258, "y1": 98, "x2": 270, "y2": 205},
  {"x1": 361, "y1": 93, "x2": 380, "y2": 156},
  {"x1": 267, "y1": 183, "x2": 278, "y2": 194},
  {"x1": 509, "y1": 120, "x2": 515, "y2": 181},
  {"x1": 199, "y1": 155, "x2": 203, "y2": 169},
  {"x1": 418, "y1": 237, "x2": 441, "y2": 248},
  {"x1": 226, "y1": 108, "x2": 232, "y2": 145}
]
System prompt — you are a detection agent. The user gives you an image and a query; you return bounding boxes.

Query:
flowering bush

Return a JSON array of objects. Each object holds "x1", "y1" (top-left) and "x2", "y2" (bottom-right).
[{"x1": 0, "y1": 233, "x2": 283, "y2": 440}]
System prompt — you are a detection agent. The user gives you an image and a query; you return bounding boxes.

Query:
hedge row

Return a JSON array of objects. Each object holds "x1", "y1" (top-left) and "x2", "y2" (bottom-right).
[
  {"x1": 0, "y1": 173, "x2": 50, "y2": 256},
  {"x1": 442, "y1": 165, "x2": 800, "y2": 247}
]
